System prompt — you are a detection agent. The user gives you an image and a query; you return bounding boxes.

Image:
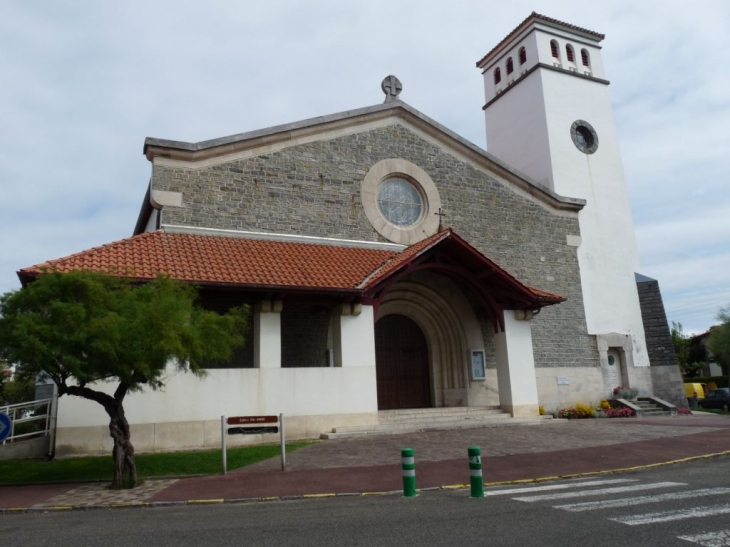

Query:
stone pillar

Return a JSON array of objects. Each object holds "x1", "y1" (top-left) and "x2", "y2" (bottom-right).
[
  {"x1": 333, "y1": 303, "x2": 376, "y2": 368},
  {"x1": 494, "y1": 310, "x2": 540, "y2": 417},
  {"x1": 254, "y1": 300, "x2": 282, "y2": 368}
]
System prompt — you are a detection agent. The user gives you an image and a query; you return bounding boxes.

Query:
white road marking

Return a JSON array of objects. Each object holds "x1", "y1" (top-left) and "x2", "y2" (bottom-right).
[
  {"x1": 678, "y1": 529, "x2": 730, "y2": 546},
  {"x1": 613, "y1": 504, "x2": 730, "y2": 526},
  {"x1": 513, "y1": 482, "x2": 685, "y2": 502},
  {"x1": 484, "y1": 478, "x2": 636, "y2": 497},
  {"x1": 555, "y1": 487, "x2": 730, "y2": 512}
]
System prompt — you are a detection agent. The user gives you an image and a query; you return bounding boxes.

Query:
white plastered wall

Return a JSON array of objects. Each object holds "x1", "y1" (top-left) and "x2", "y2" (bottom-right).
[
  {"x1": 494, "y1": 312, "x2": 540, "y2": 417},
  {"x1": 55, "y1": 306, "x2": 380, "y2": 457},
  {"x1": 483, "y1": 27, "x2": 650, "y2": 375}
]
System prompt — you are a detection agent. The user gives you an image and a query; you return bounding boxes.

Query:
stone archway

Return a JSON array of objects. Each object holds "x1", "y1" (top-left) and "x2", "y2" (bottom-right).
[{"x1": 377, "y1": 278, "x2": 480, "y2": 407}]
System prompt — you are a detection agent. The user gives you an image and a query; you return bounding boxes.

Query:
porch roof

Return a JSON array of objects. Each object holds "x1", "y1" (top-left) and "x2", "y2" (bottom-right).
[{"x1": 18, "y1": 229, "x2": 564, "y2": 308}]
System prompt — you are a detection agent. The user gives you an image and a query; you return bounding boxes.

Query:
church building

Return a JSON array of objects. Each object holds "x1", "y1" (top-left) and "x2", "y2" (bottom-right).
[{"x1": 20, "y1": 13, "x2": 685, "y2": 456}]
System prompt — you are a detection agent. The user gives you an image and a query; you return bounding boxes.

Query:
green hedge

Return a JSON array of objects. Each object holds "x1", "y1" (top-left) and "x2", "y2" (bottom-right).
[{"x1": 692, "y1": 376, "x2": 730, "y2": 388}]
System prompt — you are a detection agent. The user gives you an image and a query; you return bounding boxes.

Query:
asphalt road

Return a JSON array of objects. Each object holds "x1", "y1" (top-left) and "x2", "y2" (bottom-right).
[{"x1": 2, "y1": 456, "x2": 729, "y2": 547}]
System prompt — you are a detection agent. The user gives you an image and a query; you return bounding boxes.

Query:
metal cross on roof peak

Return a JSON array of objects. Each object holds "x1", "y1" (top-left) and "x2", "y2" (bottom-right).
[{"x1": 381, "y1": 75, "x2": 403, "y2": 103}]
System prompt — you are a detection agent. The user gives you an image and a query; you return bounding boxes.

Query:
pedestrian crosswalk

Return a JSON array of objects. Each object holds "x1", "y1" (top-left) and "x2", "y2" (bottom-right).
[{"x1": 485, "y1": 477, "x2": 730, "y2": 546}]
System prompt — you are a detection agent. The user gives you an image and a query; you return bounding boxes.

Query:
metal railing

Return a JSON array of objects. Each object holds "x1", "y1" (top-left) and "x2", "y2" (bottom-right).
[{"x1": 1, "y1": 397, "x2": 57, "y2": 449}]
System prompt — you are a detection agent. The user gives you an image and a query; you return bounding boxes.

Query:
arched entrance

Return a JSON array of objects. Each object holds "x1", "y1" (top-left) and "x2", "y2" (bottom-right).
[{"x1": 375, "y1": 314, "x2": 432, "y2": 410}]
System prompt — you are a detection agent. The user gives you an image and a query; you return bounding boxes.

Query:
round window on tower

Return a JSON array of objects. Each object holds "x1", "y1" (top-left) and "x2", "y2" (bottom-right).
[{"x1": 570, "y1": 120, "x2": 599, "y2": 154}]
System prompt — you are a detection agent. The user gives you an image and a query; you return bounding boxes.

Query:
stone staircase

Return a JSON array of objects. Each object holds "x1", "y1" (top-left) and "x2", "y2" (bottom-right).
[
  {"x1": 320, "y1": 406, "x2": 555, "y2": 440},
  {"x1": 634, "y1": 397, "x2": 674, "y2": 417}
]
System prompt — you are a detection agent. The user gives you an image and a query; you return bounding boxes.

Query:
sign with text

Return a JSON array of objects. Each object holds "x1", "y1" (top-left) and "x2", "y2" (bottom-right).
[
  {"x1": 228, "y1": 426, "x2": 279, "y2": 436},
  {"x1": 221, "y1": 413, "x2": 286, "y2": 475},
  {"x1": 227, "y1": 415, "x2": 278, "y2": 425}
]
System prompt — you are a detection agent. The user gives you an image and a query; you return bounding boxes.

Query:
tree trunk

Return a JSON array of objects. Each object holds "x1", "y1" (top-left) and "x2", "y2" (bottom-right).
[
  {"x1": 108, "y1": 404, "x2": 138, "y2": 489},
  {"x1": 63, "y1": 383, "x2": 138, "y2": 489}
]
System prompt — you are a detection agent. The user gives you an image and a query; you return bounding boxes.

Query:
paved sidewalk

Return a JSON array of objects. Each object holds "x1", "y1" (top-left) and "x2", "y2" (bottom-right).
[{"x1": 2, "y1": 414, "x2": 729, "y2": 511}]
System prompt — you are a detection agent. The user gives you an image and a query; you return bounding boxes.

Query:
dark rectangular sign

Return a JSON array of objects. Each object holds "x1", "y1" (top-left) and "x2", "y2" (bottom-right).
[
  {"x1": 227, "y1": 415, "x2": 278, "y2": 425},
  {"x1": 228, "y1": 426, "x2": 279, "y2": 436}
]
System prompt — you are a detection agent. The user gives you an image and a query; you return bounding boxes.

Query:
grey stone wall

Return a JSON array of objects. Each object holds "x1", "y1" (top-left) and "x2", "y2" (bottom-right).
[
  {"x1": 637, "y1": 279, "x2": 679, "y2": 368},
  {"x1": 637, "y1": 279, "x2": 687, "y2": 407},
  {"x1": 281, "y1": 306, "x2": 331, "y2": 368},
  {"x1": 154, "y1": 123, "x2": 598, "y2": 369}
]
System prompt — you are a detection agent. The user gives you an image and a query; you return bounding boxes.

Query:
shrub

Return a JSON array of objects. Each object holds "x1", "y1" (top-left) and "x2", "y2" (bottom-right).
[
  {"x1": 599, "y1": 399, "x2": 611, "y2": 411},
  {"x1": 575, "y1": 403, "x2": 595, "y2": 418},
  {"x1": 612, "y1": 386, "x2": 639, "y2": 399},
  {"x1": 676, "y1": 407, "x2": 692, "y2": 415},
  {"x1": 605, "y1": 407, "x2": 634, "y2": 418},
  {"x1": 557, "y1": 404, "x2": 595, "y2": 419},
  {"x1": 538, "y1": 405, "x2": 545, "y2": 415}
]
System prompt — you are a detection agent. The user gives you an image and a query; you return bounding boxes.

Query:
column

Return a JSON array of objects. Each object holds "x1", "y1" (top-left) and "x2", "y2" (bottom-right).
[
  {"x1": 253, "y1": 300, "x2": 282, "y2": 368},
  {"x1": 494, "y1": 310, "x2": 540, "y2": 417},
  {"x1": 332, "y1": 303, "x2": 376, "y2": 368}
]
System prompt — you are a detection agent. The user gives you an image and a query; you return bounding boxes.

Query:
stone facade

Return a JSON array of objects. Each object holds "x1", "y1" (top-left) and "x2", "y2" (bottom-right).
[
  {"x1": 637, "y1": 277, "x2": 687, "y2": 407},
  {"x1": 152, "y1": 122, "x2": 599, "y2": 372}
]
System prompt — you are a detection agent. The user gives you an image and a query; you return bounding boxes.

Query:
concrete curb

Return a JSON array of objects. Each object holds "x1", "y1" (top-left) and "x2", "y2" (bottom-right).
[{"x1": 3, "y1": 449, "x2": 729, "y2": 515}]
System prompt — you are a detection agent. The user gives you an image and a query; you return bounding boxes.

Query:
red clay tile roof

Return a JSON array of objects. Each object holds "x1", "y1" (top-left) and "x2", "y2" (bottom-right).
[
  {"x1": 18, "y1": 229, "x2": 564, "y2": 304},
  {"x1": 476, "y1": 12, "x2": 605, "y2": 68},
  {"x1": 19, "y1": 231, "x2": 396, "y2": 291},
  {"x1": 359, "y1": 230, "x2": 449, "y2": 289},
  {"x1": 361, "y1": 229, "x2": 564, "y2": 304}
]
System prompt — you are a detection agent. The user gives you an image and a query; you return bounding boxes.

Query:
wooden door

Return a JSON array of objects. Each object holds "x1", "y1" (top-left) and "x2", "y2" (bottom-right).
[{"x1": 375, "y1": 314, "x2": 431, "y2": 410}]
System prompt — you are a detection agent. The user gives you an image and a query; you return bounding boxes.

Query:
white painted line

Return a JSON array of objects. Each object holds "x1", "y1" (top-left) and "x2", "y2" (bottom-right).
[
  {"x1": 555, "y1": 488, "x2": 730, "y2": 512},
  {"x1": 678, "y1": 529, "x2": 730, "y2": 546},
  {"x1": 614, "y1": 504, "x2": 730, "y2": 526},
  {"x1": 484, "y1": 479, "x2": 636, "y2": 497},
  {"x1": 513, "y1": 482, "x2": 685, "y2": 503}
]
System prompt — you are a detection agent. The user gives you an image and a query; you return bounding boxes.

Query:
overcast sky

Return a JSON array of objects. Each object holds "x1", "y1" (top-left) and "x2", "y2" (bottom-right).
[{"x1": 0, "y1": 1, "x2": 728, "y2": 335}]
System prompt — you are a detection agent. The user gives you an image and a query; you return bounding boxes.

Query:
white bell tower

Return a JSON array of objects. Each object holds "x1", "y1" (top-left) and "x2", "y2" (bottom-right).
[{"x1": 478, "y1": 13, "x2": 650, "y2": 369}]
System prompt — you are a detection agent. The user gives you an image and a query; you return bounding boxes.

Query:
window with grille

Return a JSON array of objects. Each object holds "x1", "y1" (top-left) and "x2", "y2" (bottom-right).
[
  {"x1": 581, "y1": 48, "x2": 590, "y2": 67},
  {"x1": 519, "y1": 47, "x2": 527, "y2": 65},
  {"x1": 566, "y1": 44, "x2": 575, "y2": 63},
  {"x1": 494, "y1": 67, "x2": 501, "y2": 84},
  {"x1": 506, "y1": 57, "x2": 514, "y2": 75}
]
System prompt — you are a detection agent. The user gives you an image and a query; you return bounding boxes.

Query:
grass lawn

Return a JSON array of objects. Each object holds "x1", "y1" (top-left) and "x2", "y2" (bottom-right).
[{"x1": 0, "y1": 441, "x2": 313, "y2": 486}]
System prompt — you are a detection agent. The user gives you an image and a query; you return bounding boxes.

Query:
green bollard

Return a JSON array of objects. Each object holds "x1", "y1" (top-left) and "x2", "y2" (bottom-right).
[
  {"x1": 468, "y1": 446, "x2": 484, "y2": 498},
  {"x1": 402, "y1": 447, "x2": 417, "y2": 497}
]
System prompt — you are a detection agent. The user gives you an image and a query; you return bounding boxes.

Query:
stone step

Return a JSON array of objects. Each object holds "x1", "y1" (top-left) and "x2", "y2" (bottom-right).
[
  {"x1": 338, "y1": 413, "x2": 512, "y2": 432},
  {"x1": 379, "y1": 409, "x2": 506, "y2": 423},
  {"x1": 378, "y1": 406, "x2": 501, "y2": 417},
  {"x1": 639, "y1": 410, "x2": 673, "y2": 416},
  {"x1": 321, "y1": 415, "x2": 557, "y2": 440}
]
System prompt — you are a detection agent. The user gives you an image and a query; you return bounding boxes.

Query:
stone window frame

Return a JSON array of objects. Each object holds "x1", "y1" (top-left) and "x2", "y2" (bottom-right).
[
  {"x1": 570, "y1": 120, "x2": 599, "y2": 155},
  {"x1": 362, "y1": 158, "x2": 441, "y2": 245}
]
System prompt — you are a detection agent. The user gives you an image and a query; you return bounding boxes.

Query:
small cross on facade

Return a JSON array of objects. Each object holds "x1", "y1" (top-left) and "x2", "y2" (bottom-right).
[
  {"x1": 381, "y1": 75, "x2": 403, "y2": 103},
  {"x1": 435, "y1": 207, "x2": 447, "y2": 230}
]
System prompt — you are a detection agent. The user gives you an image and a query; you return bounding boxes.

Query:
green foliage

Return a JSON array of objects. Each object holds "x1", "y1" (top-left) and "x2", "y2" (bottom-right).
[
  {"x1": 0, "y1": 271, "x2": 248, "y2": 394},
  {"x1": 612, "y1": 386, "x2": 639, "y2": 400},
  {"x1": 671, "y1": 321, "x2": 693, "y2": 374},
  {"x1": 0, "y1": 271, "x2": 249, "y2": 488},
  {"x1": 0, "y1": 441, "x2": 312, "y2": 485},
  {"x1": 708, "y1": 306, "x2": 730, "y2": 376},
  {"x1": 0, "y1": 375, "x2": 35, "y2": 406}
]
